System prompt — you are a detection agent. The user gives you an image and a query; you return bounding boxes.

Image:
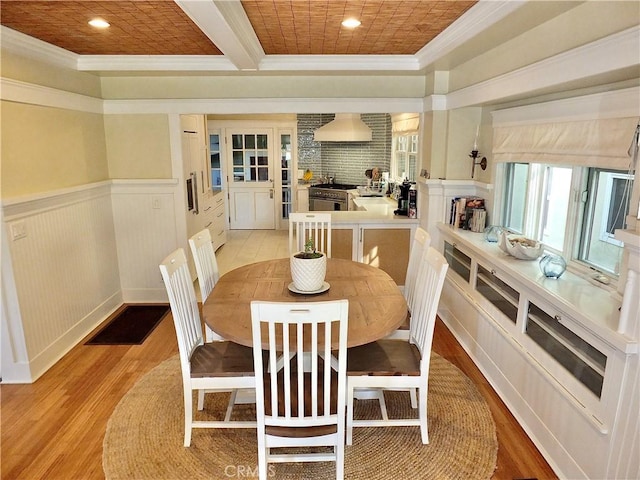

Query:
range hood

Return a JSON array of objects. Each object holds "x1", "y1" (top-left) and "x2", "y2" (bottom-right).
[{"x1": 313, "y1": 114, "x2": 372, "y2": 142}]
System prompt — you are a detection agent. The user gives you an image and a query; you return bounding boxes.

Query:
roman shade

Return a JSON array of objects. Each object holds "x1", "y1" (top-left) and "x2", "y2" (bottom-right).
[
  {"x1": 392, "y1": 115, "x2": 420, "y2": 134},
  {"x1": 493, "y1": 117, "x2": 638, "y2": 170}
]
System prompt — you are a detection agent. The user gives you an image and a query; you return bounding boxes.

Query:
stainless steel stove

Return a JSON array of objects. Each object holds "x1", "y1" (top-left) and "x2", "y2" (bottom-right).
[{"x1": 309, "y1": 183, "x2": 358, "y2": 211}]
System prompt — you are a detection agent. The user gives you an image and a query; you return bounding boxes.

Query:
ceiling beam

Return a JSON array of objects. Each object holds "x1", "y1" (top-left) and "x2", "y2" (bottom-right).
[
  {"x1": 415, "y1": 0, "x2": 527, "y2": 70},
  {"x1": 174, "y1": 0, "x2": 264, "y2": 71}
]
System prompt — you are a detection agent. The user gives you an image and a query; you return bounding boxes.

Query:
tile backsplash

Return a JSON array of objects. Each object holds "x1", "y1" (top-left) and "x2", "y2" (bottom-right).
[{"x1": 297, "y1": 114, "x2": 391, "y2": 185}]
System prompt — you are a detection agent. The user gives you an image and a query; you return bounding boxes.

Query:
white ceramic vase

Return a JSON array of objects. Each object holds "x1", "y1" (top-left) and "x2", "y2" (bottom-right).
[{"x1": 290, "y1": 253, "x2": 326, "y2": 291}]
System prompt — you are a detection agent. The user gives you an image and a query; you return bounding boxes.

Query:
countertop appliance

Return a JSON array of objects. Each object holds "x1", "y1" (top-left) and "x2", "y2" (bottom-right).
[
  {"x1": 394, "y1": 181, "x2": 414, "y2": 216},
  {"x1": 309, "y1": 183, "x2": 358, "y2": 211}
]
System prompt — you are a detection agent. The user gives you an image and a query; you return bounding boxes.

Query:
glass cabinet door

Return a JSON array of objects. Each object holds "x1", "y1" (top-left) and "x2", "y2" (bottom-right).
[
  {"x1": 443, "y1": 241, "x2": 471, "y2": 282},
  {"x1": 475, "y1": 264, "x2": 519, "y2": 323},
  {"x1": 280, "y1": 133, "x2": 292, "y2": 220},
  {"x1": 209, "y1": 132, "x2": 222, "y2": 192},
  {"x1": 526, "y1": 301, "x2": 607, "y2": 398}
]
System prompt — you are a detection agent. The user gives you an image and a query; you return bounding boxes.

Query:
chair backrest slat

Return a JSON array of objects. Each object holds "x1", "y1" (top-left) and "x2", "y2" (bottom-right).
[
  {"x1": 409, "y1": 247, "x2": 448, "y2": 363},
  {"x1": 159, "y1": 248, "x2": 205, "y2": 376},
  {"x1": 405, "y1": 227, "x2": 431, "y2": 313},
  {"x1": 188, "y1": 228, "x2": 220, "y2": 303},
  {"x1": 289, "y1": 212, "x2": 332, "y2": 257},
  {"x1": 251, "y1": 300, "x2": 348, "y2": 429}
]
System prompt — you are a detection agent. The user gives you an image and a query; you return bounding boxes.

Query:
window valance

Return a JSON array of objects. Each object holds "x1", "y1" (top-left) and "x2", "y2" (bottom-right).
[{"x1": 492, "y1": 117, "x2": 638, "y2": 170}]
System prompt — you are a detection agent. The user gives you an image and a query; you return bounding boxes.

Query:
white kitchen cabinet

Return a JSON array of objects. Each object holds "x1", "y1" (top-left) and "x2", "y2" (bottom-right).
[
  {"x1": 296, "y1": 185, "x2": 309, "y2": 212},
  {"x1": 331, "y1": 223, "x2": 414, "y2": 286},
  {"x1": 209, "y1": 193, "x2": 227, "y2": 251},
  {"x1": 182, "y1": 114, "x2": 228, "y2": 247}
]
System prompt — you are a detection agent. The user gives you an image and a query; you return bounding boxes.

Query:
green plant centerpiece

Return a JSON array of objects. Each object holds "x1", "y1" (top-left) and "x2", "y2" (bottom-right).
[{"x1": 290, "y1": 238, "x2": 327, "y2": 292}]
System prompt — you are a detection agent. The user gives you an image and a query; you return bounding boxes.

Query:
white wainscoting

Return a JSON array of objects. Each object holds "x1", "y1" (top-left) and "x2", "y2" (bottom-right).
[
  {"x1": 1, "y1": 179, "x2": 182, "y2": 383},
  {"x1": 1, "y1": 182, "x2": 122, "y2": 382},
  {"x1": 110, "y1": 179, "x2": 180, "y2": 303}
]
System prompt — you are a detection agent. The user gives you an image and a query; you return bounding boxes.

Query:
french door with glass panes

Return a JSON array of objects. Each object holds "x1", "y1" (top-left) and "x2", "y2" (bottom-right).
[{"x1": 226, "y1": 130, "x2": 275, "y2": 229}]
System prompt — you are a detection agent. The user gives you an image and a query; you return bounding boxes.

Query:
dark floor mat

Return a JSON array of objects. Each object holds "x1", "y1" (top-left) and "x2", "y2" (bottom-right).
[{"x1": 85, "y1": 305, "x2": 169, "y2": 345}]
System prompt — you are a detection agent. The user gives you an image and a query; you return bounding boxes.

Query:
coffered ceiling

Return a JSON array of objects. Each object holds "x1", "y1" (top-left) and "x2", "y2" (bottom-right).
[
  {"x1": 0, "y1": 1, "x2": 474, "y2": 56},
  {"x1": 0, "y1": 0, "x2": 537, "y2": 74}
]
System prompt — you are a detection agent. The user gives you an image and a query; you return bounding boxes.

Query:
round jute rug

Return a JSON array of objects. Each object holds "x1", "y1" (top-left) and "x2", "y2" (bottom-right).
[{"x1": 103, "y1": 353, "x2": 497, "y2": 479}]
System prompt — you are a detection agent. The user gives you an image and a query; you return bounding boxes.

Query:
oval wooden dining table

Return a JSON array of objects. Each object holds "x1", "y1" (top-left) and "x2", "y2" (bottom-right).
[{"x1": 202, "y1": 257, "x2": 408, "y2": 349}]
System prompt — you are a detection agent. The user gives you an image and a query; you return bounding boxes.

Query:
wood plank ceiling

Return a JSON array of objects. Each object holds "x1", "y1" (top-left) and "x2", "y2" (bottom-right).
[{"x1": 0, "y1": 0, "x2": 475, "y2": 56}]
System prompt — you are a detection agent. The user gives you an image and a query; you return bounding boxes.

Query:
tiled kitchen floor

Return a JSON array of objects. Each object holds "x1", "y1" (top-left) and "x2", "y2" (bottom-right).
[{"x1": 215, "y1": 229, "x2": 290, "y2": 275}]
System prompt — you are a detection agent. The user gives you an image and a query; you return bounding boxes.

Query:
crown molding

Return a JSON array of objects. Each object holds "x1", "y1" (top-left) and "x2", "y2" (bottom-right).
[
  {"x1": 491, "y1": 86, "x2": 640, "y2": 126},
  {"x1": 446, "y1": 25, "x2": 640, "y2": 110},
  {"x1": 0, "y1": 26, "x2": 78, "y2": 69},
  {"x1": 102, "y1": 97, "x2": 423, "y2": 115},
  {"x1": 415, "y1": 0, "x2": 526, "y2": 69},
  {"x1": 77, "y1": 55, "x2": 236, "y2": 72},
  {"x1": 423, "y1": 95, "x2": 448, "y2": 112},
  {"x1": 0, "y1": 77, "x2": 103, "y2": 114},
  {"x1": 259, "y1": 55, "x2": 421, "y2": 72}
]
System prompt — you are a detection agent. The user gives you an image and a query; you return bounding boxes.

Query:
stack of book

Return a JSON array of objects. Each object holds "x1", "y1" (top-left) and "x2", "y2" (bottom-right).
[{"x1": 449, "y1": 196, "x2": 486, "y2": 232}]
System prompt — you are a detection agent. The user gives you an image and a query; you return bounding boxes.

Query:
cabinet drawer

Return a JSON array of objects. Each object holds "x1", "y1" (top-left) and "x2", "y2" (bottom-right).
[{"x1": 208, "y1": 201, "x2": 227, "y2": 250}]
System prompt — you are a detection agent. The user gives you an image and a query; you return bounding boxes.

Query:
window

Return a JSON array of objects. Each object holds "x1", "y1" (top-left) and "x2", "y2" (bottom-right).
[
  {"x1": 391, "y1": 132, "x2": 418, "y2": 182},
  {"x1": 500, "y1": 163, "x2": 633, "y2": 276},
  {"x1": 579, "y1": 169, "x2": 633, "y2": 274}
]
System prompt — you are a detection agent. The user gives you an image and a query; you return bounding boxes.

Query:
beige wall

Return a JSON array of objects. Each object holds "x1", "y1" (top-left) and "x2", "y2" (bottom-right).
[
  {"x1": 104, "y1": 114, "x2": 172, "y2": 179},
  {"x1": 1, "y1": 50, "x2": 102, "y2": 98},
  {"x1": 100, "y1": 74, "x2": 427, "y2": 100},
  {"x1": 1, "y1": 101, "x2": 109, "y2": 198},
  {"x1": 444, "y1": 108, "x2": 483, "y2": 180},
  {"x1": 449, "y1": 1, "x2": 640, "y2": 92}
]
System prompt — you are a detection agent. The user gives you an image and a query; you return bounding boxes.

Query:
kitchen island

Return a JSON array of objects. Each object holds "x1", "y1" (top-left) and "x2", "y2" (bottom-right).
[{"x1": 303, "y1": 197, "x2": 419, "y2": 286}]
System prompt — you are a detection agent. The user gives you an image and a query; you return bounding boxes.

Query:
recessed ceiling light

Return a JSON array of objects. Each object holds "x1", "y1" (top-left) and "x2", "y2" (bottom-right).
[
  {"x1": 88, "y1": 18, "x2": 110, "y2": 29},
  {"x1": 341, "y1": 18, "x2": 361, "y2": 28}
]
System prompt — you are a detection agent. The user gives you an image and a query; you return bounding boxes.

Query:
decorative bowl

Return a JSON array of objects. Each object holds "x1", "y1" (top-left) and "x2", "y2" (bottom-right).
[{"x1": 499, "y1": 232, "x2": 543, "y2": 260}]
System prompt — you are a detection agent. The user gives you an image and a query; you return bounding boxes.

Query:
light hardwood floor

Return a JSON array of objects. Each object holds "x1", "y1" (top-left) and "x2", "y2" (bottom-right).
[{"x1": 1, "y1": 230, "x2": 557, "y2": 480}]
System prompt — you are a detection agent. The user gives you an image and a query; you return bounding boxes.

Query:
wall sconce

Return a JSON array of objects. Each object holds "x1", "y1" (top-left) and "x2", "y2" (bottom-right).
[
  {"x1": 469, "y1": 149, "x2": 487, "y2": 178},
  {"x1": 470, "y1": 125, "x2": 487, "y2": 178}
]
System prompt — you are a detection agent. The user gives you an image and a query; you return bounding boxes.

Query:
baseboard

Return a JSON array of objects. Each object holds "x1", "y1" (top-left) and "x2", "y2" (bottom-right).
[
  {"x1": 121, "y1": 288, "x2": 169, "y2": 304},
  {"x1": 26, "y1": 292, "x2": 123, "y2": 382}
]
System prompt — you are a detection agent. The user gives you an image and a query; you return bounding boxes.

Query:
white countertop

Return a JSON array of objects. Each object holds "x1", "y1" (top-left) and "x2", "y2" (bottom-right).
[{"x1": 437, "y1": 223, "x2": 634, "y2": 353}]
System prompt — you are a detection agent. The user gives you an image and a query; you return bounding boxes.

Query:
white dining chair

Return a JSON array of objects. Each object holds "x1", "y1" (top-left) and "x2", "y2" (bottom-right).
[
  {"x1": 250, "y1": 299, "x2": 349, "y2": 480},
  {"x1": 188, "y1": 228, "x2": 224, "y2": 342},
  {"x1": 289, "y1": 212, "x2": 332, "y2": 257},
  {"x1": 159, "y1": 248, "x2": 256, "y2": 447},
  {"x1": 388, "y1": 226, "x2": 431, "y2": 340},
  {"x1": 346, "y1": 247, "x2": 448, "y2": 445}
]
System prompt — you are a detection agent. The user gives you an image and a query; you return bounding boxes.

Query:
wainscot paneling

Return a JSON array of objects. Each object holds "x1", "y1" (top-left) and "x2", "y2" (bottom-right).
[
  {"x1": 110, "y1": 179, "x2": 180, "y2": 303},
  {"x1": 1, "y1": 182, "x2": 122, "y2": 382}
]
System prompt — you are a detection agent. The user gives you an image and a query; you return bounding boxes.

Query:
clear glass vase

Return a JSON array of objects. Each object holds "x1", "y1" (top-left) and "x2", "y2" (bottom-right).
[
  {"x1": 484, "y1": 225, "x2": 503, "y2": 243},
  {"x1": 539, "y1": 254, "x2": 567, "y2": 279}
]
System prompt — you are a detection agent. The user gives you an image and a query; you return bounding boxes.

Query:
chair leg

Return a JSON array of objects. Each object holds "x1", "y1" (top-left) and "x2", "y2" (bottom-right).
[
  {"x1": 336, "y1": 413, "x2": 346, "y2": 480},
  {"x1": 256, "y1": 430, "x2": 268, "y2": 480},
  {"x1": 224, "y1": 390, "x2": 238, "y2": 421},
  {"x1": 346, "y1": 383, "x2": 355, "y2": 446},
  {"x1": 336, "y1": 441, "x2": 345, "y2": 480},
  {"x1": 419, "y1": 387, "x2": 429, "y2": 445},
  {"x1": 184, "y1": 386, "x2": 193, "y2": 447},
  {"x1": 409, "y1": 387, "x2": 417, "y2": 409},
  {"x1": 376, "y1": 390, "x2": 389, "y2": 421},
  {"x1": 197, "y1": 389, "x2": 205, "y2": 410}
]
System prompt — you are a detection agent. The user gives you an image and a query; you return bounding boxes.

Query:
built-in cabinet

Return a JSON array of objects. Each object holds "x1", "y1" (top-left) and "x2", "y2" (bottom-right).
[
  {"x1": 331, "y1": 223, "x2": 414, "y2": 285},
  {"x1": 438, "y1": 227, "x2": 637, "y2": 480},
  {"x1": 296, "y1": 185, "x2": 309, "y2": 212},
  {"x1": 182, "y1": 115, "x2": 228, "y2": 250}
]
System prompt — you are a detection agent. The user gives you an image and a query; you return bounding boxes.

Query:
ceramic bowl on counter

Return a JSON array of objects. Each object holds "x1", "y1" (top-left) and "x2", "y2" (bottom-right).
[{"x1": 498, "y1": 231, "x2": 544, "y2": 260}]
